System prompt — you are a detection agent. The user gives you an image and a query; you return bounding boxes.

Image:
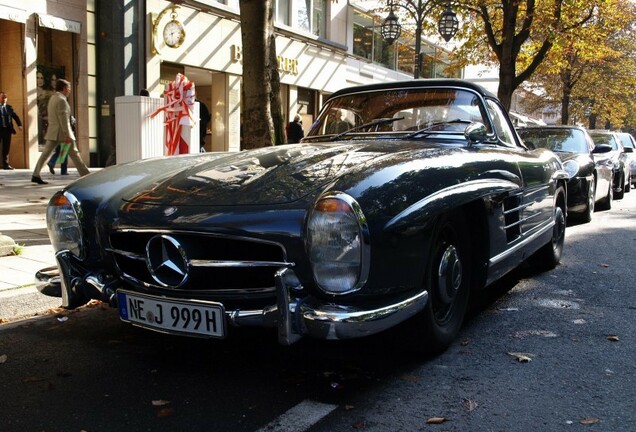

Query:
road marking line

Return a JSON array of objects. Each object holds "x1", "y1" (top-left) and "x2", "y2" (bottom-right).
[{"x1": 255, "y1": 400, "x2": 338, "y2": 432}]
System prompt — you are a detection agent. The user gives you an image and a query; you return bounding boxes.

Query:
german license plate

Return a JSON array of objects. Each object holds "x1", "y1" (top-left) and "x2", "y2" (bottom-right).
[{"x1": 117, "y1": 290, "x2": 225, "y2": 338}]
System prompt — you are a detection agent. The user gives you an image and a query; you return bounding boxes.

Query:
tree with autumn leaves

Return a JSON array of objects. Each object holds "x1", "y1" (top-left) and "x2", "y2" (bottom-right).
[
  {"x1": 528, "y1": 0, "x2": 636, "y2": 129},
  {"x1": 238, "y1": 0, "x2": 636, "y2": 150},
  {"x1": 449, "y1": 0, "x2": 636, "y2": 127}
]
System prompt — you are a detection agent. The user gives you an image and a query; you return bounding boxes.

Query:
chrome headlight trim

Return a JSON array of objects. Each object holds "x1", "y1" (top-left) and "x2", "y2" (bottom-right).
[
  {"x1": 562, "y1": 159, "x2": 580, "y2": 179},
  {"x1": 46, "y1": 191, "x2": 84, "y2": 259},
  {"x1": 306, "y1": 191, "x2": 370, "y2": 295}
]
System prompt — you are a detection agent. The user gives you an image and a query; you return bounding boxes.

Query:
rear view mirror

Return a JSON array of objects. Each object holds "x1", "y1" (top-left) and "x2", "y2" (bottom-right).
[
  {"x1": 465, "y1": 122, "x2": 488, "y2": 145},
  {"x1": 592, "y1": 144, "x2": 612, "y2": 154}
]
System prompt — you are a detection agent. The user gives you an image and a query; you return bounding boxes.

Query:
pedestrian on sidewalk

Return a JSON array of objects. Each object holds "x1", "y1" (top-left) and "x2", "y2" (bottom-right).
[
  {"x1": 286, "y1": 114, "x2": 304, "y2": 144},
  {"x1": 0, "y1": 91, "x2": 23, "y2": 170},
  {"x1": 32, "y1": 79, "x2": 89, "y2": 184}
]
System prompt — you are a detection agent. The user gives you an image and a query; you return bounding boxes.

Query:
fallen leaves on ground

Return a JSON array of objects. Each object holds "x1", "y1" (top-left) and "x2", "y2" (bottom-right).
[
  {"x1": 156, "y1": 407, "x2": 176, "y2": 418},
  {"x1": 580, "y1": 417, "x2": 599, "y2": 425},
  {"x1": 0, "y1": 354, "x2": 7, "y2": 364},
  {"x1": 400, "y1": 374, "x2": 419, "y2": 383},
  {"x1": 463, "y1": 398, "x2": 478, "y2": 412},
  {"x1": 607, "y1": 335, "x2": 619, "y2": 342},
  {"x1": 507, "y1": 352, "x2": 534, "y2": 363},
  {"x1": 426, "y1": 417, "x2": 449, "y2": 424},
  {"x1": 352, "y1": 420, "x2": 367, "y2": 429},
  {"x1": 23, "y1": 376, "x2": 47, "y2": 383}
]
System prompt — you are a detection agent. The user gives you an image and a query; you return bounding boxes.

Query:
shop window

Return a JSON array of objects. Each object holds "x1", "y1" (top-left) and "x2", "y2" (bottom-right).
[
  {"x1": 297, "y1": 0, "x2": 327, "y2": 37},
  {"x1": 36, "y1": 26, "x2": 75, "y2": 146},
  {"x1": 352, "y1": 10, "x2": 397, "y2": 70},
  {"x1": 274, "y1": 0, "x2": 290, "y2": 26}
]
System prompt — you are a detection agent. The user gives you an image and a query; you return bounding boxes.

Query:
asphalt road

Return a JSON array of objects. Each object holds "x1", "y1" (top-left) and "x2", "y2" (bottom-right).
[{"x1": 0, "y1": 191, "x2": 634, "y2": 432}]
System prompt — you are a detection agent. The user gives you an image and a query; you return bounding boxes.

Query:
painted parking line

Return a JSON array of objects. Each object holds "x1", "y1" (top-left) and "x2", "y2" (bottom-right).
[{"x1": 255, "y1": 400, "x2": 338, "y2": 432}]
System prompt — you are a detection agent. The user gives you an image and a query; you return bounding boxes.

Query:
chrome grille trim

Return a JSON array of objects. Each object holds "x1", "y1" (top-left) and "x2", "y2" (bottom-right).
[
  {"x1": 190, "y1": 259, "x2": 294, "y2": 268},
  {"x1": 105, "y1": 248, "x2": 144, "y2": 260},
  {"x1": 107, "y1": 228, "x2": 291, "y2": 293},
  {"x1": 503, "y1": 201, "x2": 532, "y2": 215}
]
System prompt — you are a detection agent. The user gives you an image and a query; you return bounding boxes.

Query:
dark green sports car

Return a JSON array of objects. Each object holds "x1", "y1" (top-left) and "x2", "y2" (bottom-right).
[{"x1": 37, "y1": 79, "x2": 568, "y2": 353}]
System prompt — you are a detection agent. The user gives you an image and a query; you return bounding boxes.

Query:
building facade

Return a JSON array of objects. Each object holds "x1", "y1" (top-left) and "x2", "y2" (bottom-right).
[
  {"x1": 0, "y1": 1, "x2": 90, "y2": 169},
  {"x1": 0, "y1": 0, "x2": 459, "y2": 169}
]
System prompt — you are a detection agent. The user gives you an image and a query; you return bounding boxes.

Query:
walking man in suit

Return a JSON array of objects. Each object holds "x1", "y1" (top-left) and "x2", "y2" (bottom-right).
[
  {"x1": 0, "y1": 91, "x2": 23, "y2": 170},
  {"x1": 32, "y1": 79, "x2": 89, "y2": 184}
]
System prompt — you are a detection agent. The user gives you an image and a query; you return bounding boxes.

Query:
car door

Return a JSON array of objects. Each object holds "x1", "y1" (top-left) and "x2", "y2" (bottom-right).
[{"x1": 485, "y1": 99, "x2": 557, "y2": 247}]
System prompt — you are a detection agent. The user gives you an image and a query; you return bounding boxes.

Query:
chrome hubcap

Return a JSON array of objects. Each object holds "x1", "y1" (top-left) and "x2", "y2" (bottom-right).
[{"x1": 437, "y1": 245, "x2": 462, "y2": 304}]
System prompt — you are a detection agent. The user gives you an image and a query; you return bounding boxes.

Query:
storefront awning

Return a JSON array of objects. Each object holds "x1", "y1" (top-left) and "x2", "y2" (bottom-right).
[
  {"x1": 0, "y1": 5, "x2": 27, "y2": 23},
  {"x1": 38, "y1": 14, "x2": 81, "y2": 33}
]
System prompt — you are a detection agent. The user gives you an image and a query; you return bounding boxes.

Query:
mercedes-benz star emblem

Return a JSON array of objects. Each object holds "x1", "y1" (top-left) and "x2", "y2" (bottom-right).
[{"x1": 145, "y1": 235, "x2": 189, "y2": 288}]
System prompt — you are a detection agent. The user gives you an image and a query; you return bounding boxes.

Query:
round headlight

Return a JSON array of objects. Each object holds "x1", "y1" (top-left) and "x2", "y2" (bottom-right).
[
  {"x1": 46, "y1": 191, "x2": 83, "y2": 257},
  {"x1": 562, "y1": 160, "x2": 580, "y2": 179},
  {"x1": 306, "y1": 192, "x2": 369, "y2": 295}
]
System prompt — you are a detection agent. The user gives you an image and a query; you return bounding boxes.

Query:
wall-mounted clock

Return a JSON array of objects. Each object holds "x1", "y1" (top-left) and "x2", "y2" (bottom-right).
[{"x1": 163, "y1": 16, "x2": 186, "y2": 48}]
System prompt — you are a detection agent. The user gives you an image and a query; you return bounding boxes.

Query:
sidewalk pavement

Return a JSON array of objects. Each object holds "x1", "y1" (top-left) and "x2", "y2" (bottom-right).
[{"x1": 0, "y1": 168, "x2": 97, "y2": 322}]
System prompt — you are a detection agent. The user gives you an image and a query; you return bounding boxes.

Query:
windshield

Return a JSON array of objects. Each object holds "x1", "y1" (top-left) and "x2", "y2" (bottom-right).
[
  {"x1": 590, "y1": 132, "x2": 618, "y2": 150},
  {"x1": 617, "y1": 133, "x2": 635, "y2": 149},
  {"x1": 308, "y1": 88, "x2": 491, "y2": 137},
  {"x1": 518, "y1": 128, "x2": 589, "y2": 153}
]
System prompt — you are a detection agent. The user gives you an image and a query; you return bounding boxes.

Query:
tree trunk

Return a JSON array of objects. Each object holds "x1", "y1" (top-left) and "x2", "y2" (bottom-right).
[
  {"x1": 560, "y1": 70, "x2": 572, "y2": 125},
  {"x1": 497, "y1": 67, "x2": 515, "y2": 112},
  {"x1": 269, "y1": 33, "x2": 285, "y2": 145},
  {"x1": 239, "y1": 0, "x2": 274, "y2": 149}
]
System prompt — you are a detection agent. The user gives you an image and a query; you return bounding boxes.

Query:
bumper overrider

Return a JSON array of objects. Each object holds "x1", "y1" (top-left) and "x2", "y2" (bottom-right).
[{"x1": 36, "y1": 251, "x2": 428, "y2": 345}]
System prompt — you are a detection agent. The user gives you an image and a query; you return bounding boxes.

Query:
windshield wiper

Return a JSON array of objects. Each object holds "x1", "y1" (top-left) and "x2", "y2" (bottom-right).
[
  {"x1": 403, "y1": 119, "x2": 472, "y2": 139},
  {"x1": 330, "y1": 117, "x2": 404, "y2": 141}
]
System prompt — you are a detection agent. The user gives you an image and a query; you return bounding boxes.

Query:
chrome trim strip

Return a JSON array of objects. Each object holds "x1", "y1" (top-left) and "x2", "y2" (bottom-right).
[
  {"x1": 503, "y1": 210, "x2": 541, "y2": 230},
  {"x1": 119, "y1": 269, "x2": 277, "y2": 295},
  {"x1": 106, "y1": 249, "x2": 294, "y2": 269},
  {"x1": 503, "y1": 201, "x2": 532, "y2": 214},
  {"x1": 190, "y1": 259, "x2": 294, "y2": 268},
  {"x1": 105, "y1": 247, "x2": 144, "y2": 260},
  {"x1": 112, "y1": 228, "x2": 288, "y2": 261},
  {"x1": 489, "y1": 219, "x2": 554, "y2": 266}
]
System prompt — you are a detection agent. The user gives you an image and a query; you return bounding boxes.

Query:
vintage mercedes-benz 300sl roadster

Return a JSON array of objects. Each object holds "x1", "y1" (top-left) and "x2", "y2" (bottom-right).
[{"x1": 37, "y1": 79, "x2": 568, "y2": 352}]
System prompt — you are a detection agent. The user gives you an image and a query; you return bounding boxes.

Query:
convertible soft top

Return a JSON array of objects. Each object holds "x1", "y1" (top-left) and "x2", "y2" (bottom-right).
[{"x1": 327, "y1": 79, "x2": 496, "y2": 101}]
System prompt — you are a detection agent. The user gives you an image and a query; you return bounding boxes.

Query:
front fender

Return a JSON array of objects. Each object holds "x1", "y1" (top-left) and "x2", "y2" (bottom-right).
[{"x1": 384, "y1": 178, "x2": 519, "y2": 235}]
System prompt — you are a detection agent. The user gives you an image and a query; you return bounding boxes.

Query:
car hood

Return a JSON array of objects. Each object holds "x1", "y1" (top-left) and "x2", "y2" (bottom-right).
[{"x1": 121, "y1": 142, "x2": 407, "y2": 206}]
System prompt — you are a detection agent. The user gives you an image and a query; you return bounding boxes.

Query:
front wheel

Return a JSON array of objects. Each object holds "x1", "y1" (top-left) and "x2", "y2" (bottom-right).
[
  {"x1": 530, "y1": 186, "x2": 566, "y2": 271},
  {"x1": 407, "y1": 212, "x2": 471, "y2": 354}
]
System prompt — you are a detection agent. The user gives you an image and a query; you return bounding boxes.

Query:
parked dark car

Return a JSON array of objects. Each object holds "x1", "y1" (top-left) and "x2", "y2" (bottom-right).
[
  {"x1": 589, "y1": 130, "x2": 630, "y2": 199},
  {"x1": 614, "y1": 132, "x2": 636, "y2": 189},
  {"x1": 517, "y1": 126, "x2": 614, "y2": 221},
  {"x1": 37, "y1": 79, "x2": 568, "y2": 353}
]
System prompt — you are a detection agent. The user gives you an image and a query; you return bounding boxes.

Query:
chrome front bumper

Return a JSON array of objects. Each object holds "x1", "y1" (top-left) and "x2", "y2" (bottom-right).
[{"x1": 36, "y1": 252, "x2": 429, "y2": 345}]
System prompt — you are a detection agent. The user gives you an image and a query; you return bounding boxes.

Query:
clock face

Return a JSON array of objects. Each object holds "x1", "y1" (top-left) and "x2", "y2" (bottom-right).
[{"x1": 163, "y1": 20, "x2": 185, "y2": 48}]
